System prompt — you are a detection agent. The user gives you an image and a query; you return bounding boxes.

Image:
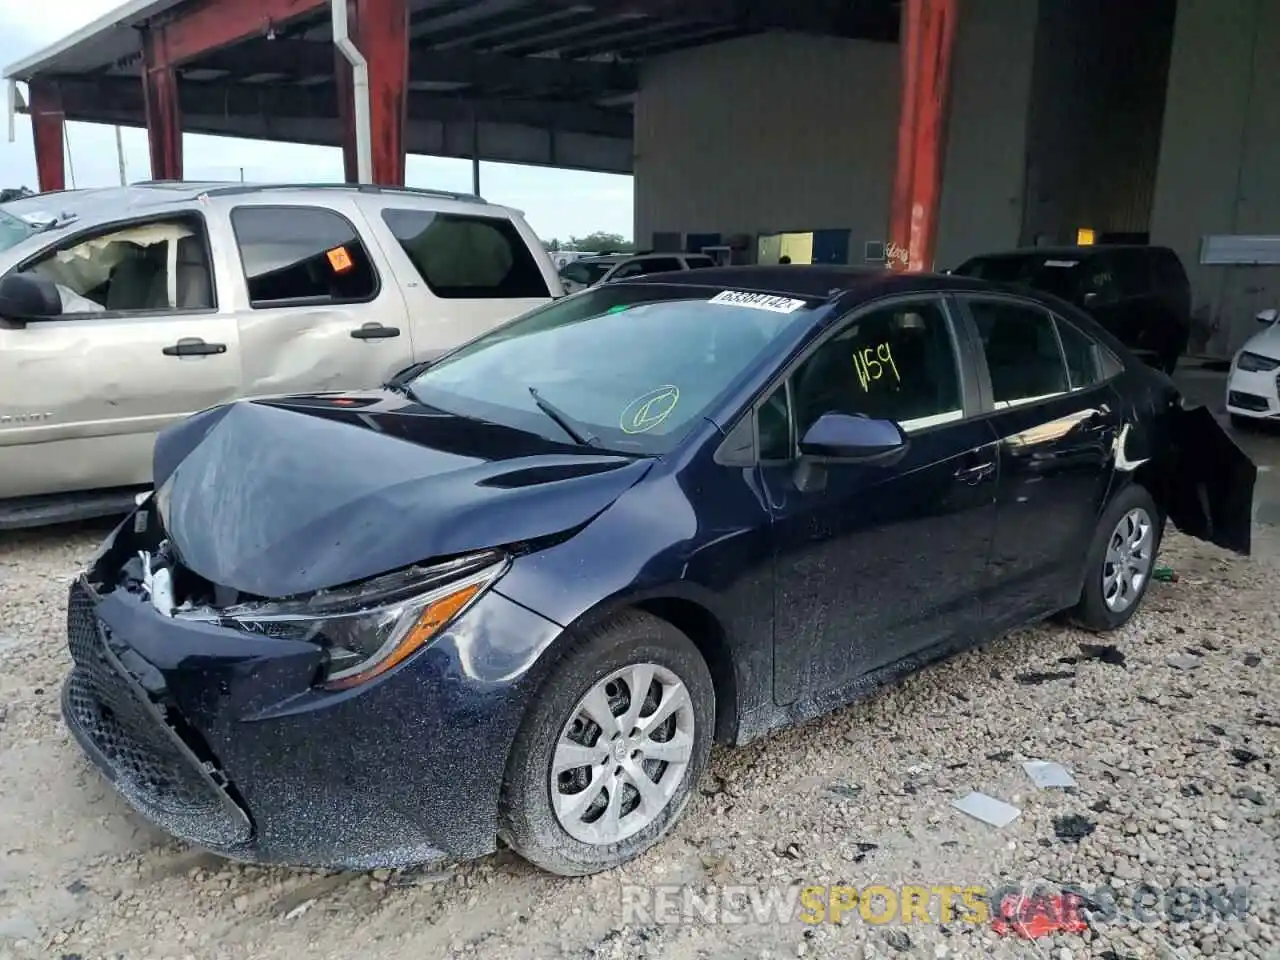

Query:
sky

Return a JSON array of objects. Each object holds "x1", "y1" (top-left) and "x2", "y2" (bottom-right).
[{"x1": 0, "y1": 0, "x2": 634, "y2": 241}]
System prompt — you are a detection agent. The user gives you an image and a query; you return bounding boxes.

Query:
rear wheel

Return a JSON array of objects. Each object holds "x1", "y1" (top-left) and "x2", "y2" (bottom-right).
[
  {"x1": 1071, "y1": 484, "x2": 1162, "y2": 632},
  {"x1": 499, "y1": 611, "x2": 714, "y2": 876}
]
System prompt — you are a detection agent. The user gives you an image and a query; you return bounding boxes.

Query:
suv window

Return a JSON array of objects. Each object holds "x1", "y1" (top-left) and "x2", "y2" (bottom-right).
[
  {"x1": 1150, "y1": 248, "x2": 1188, "y2": 292},
  {"x1": 231, "y1": 206, "x2": 378, "y2": 306},
  {"x1": 19, "y1": 215, "x2": 215, "y2": 314},
  {"x1": 787, "y1": 299, "x2": 963, "y2": 436},
  {"x1": 1054, "y1": 316, "x2": 1104, "y2": 389},
  {"x1": 685, "y1": 255, "x2": 716, "y2": 269},
  {"x1": 968, "y1": 299, "x2": 1069, "y2": 406},
  {"x1": 1110, "y1": 249, "x2": 1151, "y2": 298},
  {"x1": 561, "y1": 260, "x2": 612, "y2": 286},
  {"x1": 611, "y1": 257, "x2": 683, "y2": 280},
  {"x1": 381, "y1": 209, "x2": 549, "y2": 299}
]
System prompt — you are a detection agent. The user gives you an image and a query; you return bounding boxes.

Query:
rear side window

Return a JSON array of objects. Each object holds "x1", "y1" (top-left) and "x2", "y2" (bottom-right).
[
  {"x1": 611, "y1": 257, "x2": 683, "y2": 280},
  {"x1": 685, "y1": 255, "x2": 716, "y2": 269},
  {"x1": 1054, "y1": 316, "x2": 1104, "y2": 388},
  {"x1": 381, "y1": 209, "x2": 549, "y2": 299},
  {"x1": 231, "y1": 206, "x2": 378, "y2": 307},
  {"x1": 1110, "y1": 249, "x2": 1151, "y2": 298},
  {"x1": 968, "y1": 299, "x2": 1069, "y2": 407}
]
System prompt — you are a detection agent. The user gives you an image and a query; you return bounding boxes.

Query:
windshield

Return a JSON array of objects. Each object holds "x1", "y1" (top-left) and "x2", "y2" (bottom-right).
[
  {"x1": 560, "y1": 260, "x2": 613, "y2": 286},
  {"x1": 954, "y1": 254, "x2": 1083, "y2": 301},
  {"x1": 408, "y1": 284, "x2": 820, "y2": 453},
  {"x1": 0, "y1": 207, "x2": 36, "y2": 254}
]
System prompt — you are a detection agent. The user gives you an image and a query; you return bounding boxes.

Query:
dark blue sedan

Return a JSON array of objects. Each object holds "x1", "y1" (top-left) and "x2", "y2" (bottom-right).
[{"x1": 62, "y1": 266, "x2": 1253, "y2": 875}]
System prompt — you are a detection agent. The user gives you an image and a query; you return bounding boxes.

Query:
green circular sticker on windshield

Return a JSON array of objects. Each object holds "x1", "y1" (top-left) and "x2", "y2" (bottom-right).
[{"x1": 620, "y1": 385, "x2": 680, "y2": 434}]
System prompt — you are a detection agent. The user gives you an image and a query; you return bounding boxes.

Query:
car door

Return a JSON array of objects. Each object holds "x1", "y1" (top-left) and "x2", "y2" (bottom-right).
[
  {"x1": 0, "y1": 212, "x2": 239, "y2": 500},
  {"x1": 959, "y1": 294, "x2": 1122, "y2": 624},
  {"x1": 369, "y1": 202, "x2": 555, "y2": 359},
  {"x1": 758, "y1": 295, "x2": 1000, "y2": 706},
  {"x1": 223, "y1": 201, "x2": 415, "y2": 396}
]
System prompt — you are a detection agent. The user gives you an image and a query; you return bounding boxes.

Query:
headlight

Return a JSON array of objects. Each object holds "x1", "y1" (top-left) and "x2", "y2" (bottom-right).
[
  {"x1": 218, "y1": 550, "x2": 507, "y2": 689},
  {"x1": 1236, "y1": 351, "x2": 1280, "y2": 373}
]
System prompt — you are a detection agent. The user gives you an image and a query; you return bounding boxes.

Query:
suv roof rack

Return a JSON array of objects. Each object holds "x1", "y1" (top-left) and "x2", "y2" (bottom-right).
[{"x1": 195, "y1": 182, "x2": 487, "y2": 203}]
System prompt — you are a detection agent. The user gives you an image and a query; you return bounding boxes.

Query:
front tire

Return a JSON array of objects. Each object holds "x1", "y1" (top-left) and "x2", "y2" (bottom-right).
[
  {"x1": 1070, "y1": 484, "x2": 1163, "y2": 632},
  {"x1": 499, "y1": 611, "x2": 714, "y2": 876}
]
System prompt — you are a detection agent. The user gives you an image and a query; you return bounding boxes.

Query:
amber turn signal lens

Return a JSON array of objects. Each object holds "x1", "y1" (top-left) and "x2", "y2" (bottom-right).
[{"x1": 324, "y1": 582, "x2": 482, "y2": 690}]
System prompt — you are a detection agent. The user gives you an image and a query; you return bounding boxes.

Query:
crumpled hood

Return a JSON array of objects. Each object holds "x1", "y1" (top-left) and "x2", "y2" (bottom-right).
[{"x1": 153, "y1": 395, "x2": 652, "y2": 598}]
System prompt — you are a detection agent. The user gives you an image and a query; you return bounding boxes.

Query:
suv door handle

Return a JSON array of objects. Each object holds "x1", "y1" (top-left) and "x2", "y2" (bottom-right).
[
  {"x1": 350, "y1": 322, "x2": 401, "y2": 340},
  {"x1": 954, "y1": 461, "x2": 996, "y2": 485},
  {"x1": 162, "y1": 338, "x2": 226, "y2": 357}
]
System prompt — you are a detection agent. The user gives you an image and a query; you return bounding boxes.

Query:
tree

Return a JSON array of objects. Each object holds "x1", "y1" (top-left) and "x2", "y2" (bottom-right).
[{"x1": 569, "y1": 231, "x2": 634, "y2": 253}]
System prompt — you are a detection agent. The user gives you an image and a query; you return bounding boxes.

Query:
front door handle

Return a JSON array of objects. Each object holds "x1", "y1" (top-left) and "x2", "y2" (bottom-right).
[
  {"x1": 162, "y1": 338, "x2": 226, "y2": 357},
  {"x1": 954, "y1": 461, "x2": 996, "y2": 485},
  {"x1": 350, "y1": 322, "x2": 401, "y2": 340}
]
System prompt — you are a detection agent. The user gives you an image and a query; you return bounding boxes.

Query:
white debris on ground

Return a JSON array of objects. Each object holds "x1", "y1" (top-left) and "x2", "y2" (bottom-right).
[{"x1": 0, "y1": 522, "x2": 1277, "y2": 960}]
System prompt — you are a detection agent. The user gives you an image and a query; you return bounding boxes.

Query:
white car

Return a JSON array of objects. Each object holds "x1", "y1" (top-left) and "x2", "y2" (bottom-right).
[
  {"x1": 558, "y1": 252, "x2": 716, "y2": 293},
  {"x1": 1226, "y1": 307, "x2": 1280, "y2": 427}
]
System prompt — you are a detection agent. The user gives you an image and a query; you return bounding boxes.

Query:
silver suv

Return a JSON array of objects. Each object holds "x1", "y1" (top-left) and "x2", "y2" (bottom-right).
[{"x1": 0, "y1": 182, "x2": 561, "y2": 528}]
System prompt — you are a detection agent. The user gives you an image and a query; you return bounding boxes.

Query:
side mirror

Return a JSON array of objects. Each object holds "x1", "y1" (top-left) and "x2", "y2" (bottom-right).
[
  {"x1": 0, "y1": 273, "x2": 61, "y2": 323},
  {"x1": 1256, "y1": 308, "x2": 1278, "y2": 325},
  {"x1": 799, "y1": 413, "x2": 908, "y2": 462}
]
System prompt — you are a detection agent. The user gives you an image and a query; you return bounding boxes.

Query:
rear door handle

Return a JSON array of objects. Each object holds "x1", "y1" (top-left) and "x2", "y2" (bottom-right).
[
  {"x1": 162, "y1": 338, "x2": 226, "y2": 357},
  {"x1": 350, "y1": 323, "x2": 401, "y2": 340},
  {"x1": 954, "y1": 461, "x2": 996, "y2": 485}
]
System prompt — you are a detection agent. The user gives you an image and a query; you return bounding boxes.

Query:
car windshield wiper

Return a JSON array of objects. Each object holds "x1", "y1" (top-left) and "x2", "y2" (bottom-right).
[{"x1": 528, "y1": 386, "x2": 598, "y2": 447}]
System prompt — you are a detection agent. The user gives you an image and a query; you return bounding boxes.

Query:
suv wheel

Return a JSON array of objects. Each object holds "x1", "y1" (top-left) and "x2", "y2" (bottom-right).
[{"x1": 499, "y1": 611, "x2": 714, "y2": 875}]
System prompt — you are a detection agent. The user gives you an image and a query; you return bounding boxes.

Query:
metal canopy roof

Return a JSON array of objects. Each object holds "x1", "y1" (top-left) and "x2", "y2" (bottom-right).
[{"x1": 5, "y1": 0, "x2": 900, "y2": 175}]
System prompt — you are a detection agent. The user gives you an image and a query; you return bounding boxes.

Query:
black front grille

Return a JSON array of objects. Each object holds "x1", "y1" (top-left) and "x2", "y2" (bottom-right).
[
  {"x1": 1228, "y1": 390, "x2": 1269, "y2": 412},
  {"x1": 64, "y1": 582, "x2": 251, "y2": 847}
]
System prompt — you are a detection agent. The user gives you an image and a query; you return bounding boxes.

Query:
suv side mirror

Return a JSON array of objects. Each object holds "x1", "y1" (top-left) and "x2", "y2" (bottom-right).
[
  {"x1": 0, "y1": 273, "x2": 61, "y2": 323},
  {"x1": 799, "y1": 413, "x2": 908, "y2": 462},
  {"x1": 1256, "y1": 308, "x2": 1278, "y2": 325}
]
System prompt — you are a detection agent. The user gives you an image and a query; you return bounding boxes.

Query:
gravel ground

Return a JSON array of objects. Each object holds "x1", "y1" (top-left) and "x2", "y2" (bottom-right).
[{"x1": 1, "y1": 520, "x2": 1277, "y2": 960}]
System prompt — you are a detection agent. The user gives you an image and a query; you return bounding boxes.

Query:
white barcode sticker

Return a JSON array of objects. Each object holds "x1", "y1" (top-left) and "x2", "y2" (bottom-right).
[{"x1": 708, "y1": 290, "x2": 807, "y2": 313}]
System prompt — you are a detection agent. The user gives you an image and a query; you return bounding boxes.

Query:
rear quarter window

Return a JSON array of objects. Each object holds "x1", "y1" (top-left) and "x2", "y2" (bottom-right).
[
  {"x1": 381, "y1": 209, "x2": 550, "y2": 299},
  {"x1": 231, "y1": 205, "x2": 379, "y2": 306}
]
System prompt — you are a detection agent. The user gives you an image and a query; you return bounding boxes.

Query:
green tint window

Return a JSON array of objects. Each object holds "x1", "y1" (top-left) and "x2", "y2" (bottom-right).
[{"x1": 409, "y1": 285, "x2": 819, "y2": 453}]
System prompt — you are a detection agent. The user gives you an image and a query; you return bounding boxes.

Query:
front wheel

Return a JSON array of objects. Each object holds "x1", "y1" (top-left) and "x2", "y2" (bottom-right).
[
  {"x1": 499, "y1": 611, "x2": 714, "y2": 876},
  {"x1": 1070, "y1": 484, "x2": 1163, "y2": 632}
]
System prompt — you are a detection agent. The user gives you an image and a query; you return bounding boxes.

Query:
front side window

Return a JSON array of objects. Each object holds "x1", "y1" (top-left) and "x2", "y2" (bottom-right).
[
  {"x1": 18, "y1": 215, "x2": 215, "y2": 315},
  {"x1": 788, "y1": 300, "x2": 963, "y2": 436},
  {"x1": 231, "y1": 205, "x2": 377, "y2": 307},
  {"x1": 408, "y1": 285, "x2": 822, "y2": 453},
  {"x1": 560, "y1": 260, "x2": 612, "y2": 286},
  {"x1": 381, "y1": 208, "x2": 549, "y2": 299},
  {"x1": 968, "y1": 299, "x2": 1069, "y2": 407}
]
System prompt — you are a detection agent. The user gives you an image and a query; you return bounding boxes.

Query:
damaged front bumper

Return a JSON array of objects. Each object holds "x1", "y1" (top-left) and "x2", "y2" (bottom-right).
[{"x1": 60, "y1": 521, "x2": 563, "y2": 869}]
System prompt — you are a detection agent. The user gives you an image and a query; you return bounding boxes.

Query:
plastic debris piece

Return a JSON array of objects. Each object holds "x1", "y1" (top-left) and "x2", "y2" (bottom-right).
[
  {"x1": 1153, "y1": 566, "x2": 1178, "y2": 582},
  {"x1": 991, "y1": 891, "x2": 1089, "y2": 938},
  {"x1": 1023, "y1": 760, "x2": 1077, "y2": 789},
  {"x1": 952, "y1": 791, "x2": 1021, "y2": 828}
]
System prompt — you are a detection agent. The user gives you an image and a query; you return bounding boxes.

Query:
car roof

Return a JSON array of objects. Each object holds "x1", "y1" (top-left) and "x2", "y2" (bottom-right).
[{"x1": 612, "y1": 264, "x2": 990, "y2": 301}]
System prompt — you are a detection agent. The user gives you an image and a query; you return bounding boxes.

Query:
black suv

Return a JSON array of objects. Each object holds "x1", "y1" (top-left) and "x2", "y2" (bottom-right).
[{"x1": 952, "y1": 245, "x2": 1191, "y2": 374}]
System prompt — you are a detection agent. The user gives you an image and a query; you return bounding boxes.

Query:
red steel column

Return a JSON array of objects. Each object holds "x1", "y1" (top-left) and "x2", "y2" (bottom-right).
[
  {"x1": 142, "y1": 27, "x2": 183, "y2": 181},
  {"x1": 887, "y1": 0, "x2": 959, "y2": 272},
  {"x1": 335, "y1": 0, "x2": 409, "y2": 185},
  {"x1": 29, "y1": 81, "x2": 66, "y2": 193}
]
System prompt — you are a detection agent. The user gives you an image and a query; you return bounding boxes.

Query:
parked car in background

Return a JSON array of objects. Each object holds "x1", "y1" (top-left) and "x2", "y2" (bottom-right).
[
  {"x1": 558, "y1": 251, "x2": 717, "y2": 293},
  {"x1": 1226, "y1": 307, "x2": 1280, "y2": 427},
  {"x1": 62, "y1": 266, "x2": 1252, "y2": 877},
  {"x1": 951, "y1": 245, "x2": 1191, "y2": 375},
  {"x1": 0, "y1": 182, "x2": 560, "y2": 528}
]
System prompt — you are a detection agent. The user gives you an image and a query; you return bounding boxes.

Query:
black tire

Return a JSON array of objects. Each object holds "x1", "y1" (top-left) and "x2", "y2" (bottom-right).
[
  {"x1": 1070, "y1": 483, "x2": 1163, "y2": 632},
  {"x1": 498, "y1": 610, "x2": 714, "y2": 876},
  {"x1": 1230, "y1": 413, "x2": 1253, "y2": 432}
]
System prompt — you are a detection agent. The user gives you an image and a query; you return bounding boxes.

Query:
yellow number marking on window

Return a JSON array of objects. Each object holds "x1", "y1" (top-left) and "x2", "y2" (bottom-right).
[{"x1": 852, "y1": 342, "x2": 902, "y2": 393}]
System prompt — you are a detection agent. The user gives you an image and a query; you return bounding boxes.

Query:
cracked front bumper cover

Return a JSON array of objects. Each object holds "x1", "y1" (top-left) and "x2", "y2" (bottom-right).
[{"x1": 60, "y1": 572, "x2": 562, "y2": 869}]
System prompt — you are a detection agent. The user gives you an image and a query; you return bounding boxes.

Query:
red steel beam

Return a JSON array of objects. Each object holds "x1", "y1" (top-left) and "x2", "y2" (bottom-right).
[
  {"x1": 335, "y1": 0, "x2": 409, "y2": 185},
  {"x1": 29, "y1": 81, "x2": 66, "y2": 193},
  {"x1": 142, "y1": 27, "x2": 183, "y2": 180},
  {"x1": 157, "y1": 0, "x2": 326, "y2": 65},
  {"x1": 887, "y1": 0, "x2": 959, "y2": 272}
]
